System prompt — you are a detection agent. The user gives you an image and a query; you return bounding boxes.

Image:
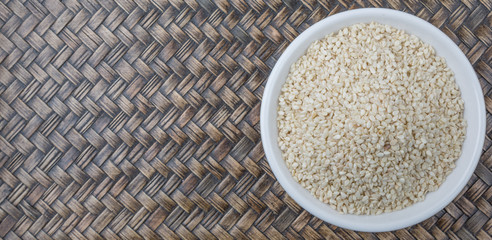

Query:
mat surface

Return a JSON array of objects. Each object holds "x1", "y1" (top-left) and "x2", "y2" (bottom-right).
[{"x1": 0, "y1": 0, "x2": 491, "y2": 239}]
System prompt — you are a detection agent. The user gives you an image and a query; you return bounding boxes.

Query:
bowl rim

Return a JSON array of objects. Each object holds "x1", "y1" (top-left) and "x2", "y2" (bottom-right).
[{"x1": 260, "y1": 8, "x2": 486, "y2": 232}]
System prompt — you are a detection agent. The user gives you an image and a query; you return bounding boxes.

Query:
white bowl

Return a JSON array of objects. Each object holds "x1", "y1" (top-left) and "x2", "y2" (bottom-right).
[{"x1": 260, "y1": 8, "x2": 485, "y2": 232}]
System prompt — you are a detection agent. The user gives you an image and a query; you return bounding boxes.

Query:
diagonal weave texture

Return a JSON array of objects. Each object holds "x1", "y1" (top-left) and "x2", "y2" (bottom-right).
[{"x1": 0, "y1": 0, "x2": 491, "y2": 239}]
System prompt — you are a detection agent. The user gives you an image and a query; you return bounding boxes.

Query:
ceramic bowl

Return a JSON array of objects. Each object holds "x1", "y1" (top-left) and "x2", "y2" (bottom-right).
[{"x1": 260, "y1": 8, "x2": 485, "y2": 232}]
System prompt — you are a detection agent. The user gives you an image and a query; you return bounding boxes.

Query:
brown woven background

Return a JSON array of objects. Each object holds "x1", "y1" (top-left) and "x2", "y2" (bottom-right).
[{"x1": 0, "y1": 0, "x2": 491, "y2": 239}]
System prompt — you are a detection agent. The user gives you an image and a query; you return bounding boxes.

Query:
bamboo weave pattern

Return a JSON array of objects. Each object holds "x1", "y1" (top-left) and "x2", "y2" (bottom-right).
[{"x1": 0, "y1": 0, "x2": 491, "y2": 239}]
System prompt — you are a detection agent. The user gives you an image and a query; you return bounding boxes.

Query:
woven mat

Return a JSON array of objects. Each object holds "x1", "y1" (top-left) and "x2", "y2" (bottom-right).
[{"x1": 0, "y1": 0, "x2": 491, "y2": 239}]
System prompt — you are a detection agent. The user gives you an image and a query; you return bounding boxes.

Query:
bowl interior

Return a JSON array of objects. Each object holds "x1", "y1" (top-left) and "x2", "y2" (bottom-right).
[{"x1": 260, "y1": 8, "x2": 485, "y2": 232}]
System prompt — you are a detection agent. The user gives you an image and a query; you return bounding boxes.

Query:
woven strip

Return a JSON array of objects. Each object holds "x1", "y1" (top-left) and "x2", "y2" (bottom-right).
[{"x1": 0, "y1": 0, "x2": 491, "y2": 239}]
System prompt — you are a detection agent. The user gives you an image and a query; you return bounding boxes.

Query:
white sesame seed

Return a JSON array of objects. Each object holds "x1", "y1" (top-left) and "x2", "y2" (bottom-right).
[{"x1": 277, "y1": 22, "x2": 466, "y2": 215}]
